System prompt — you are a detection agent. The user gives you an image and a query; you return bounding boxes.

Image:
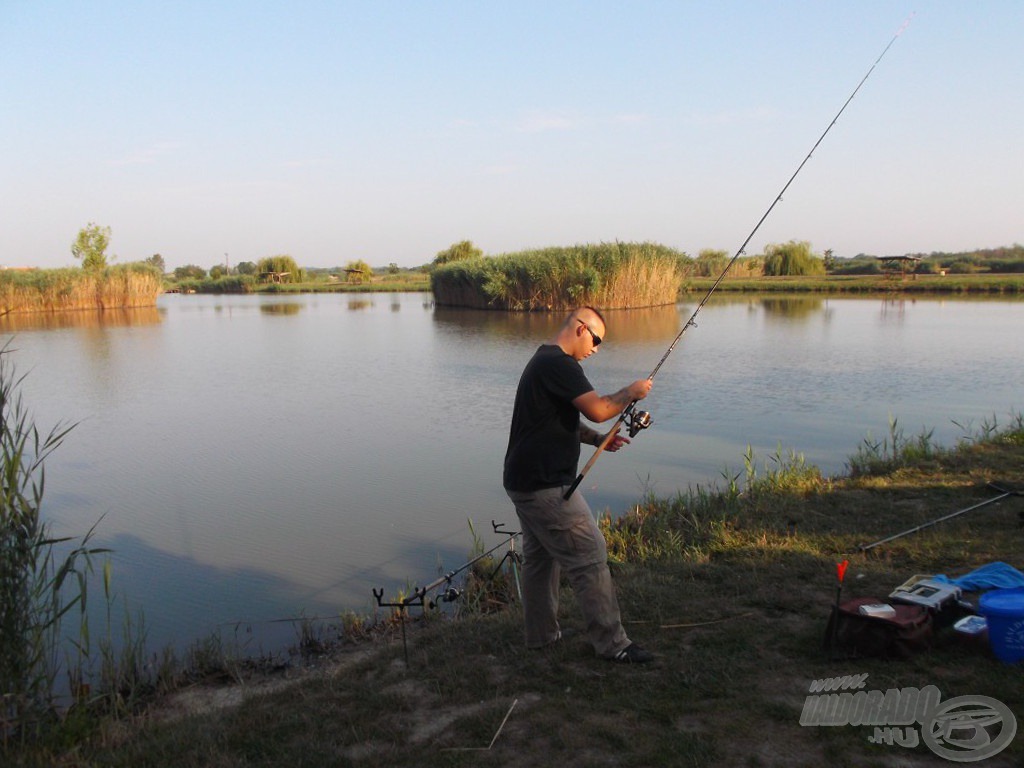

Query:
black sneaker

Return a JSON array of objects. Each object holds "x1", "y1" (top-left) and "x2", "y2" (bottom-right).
[{"x1": 609, "y1": 643, "x2": 654, "y2": 664}]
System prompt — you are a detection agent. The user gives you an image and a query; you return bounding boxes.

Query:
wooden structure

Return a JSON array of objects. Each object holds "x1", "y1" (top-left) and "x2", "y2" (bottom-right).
[
  {"x1": 260, "y1": 271, "x2": 291, "y2": 284},
  {"x1": 344, "y1": 267, "x2": 368, "y2": 284}
]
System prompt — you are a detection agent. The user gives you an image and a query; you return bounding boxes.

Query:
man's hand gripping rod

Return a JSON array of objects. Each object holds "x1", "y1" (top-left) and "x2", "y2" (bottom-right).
[{"x1": 563, "y1": 18, "x2": 911, "y2": 502}]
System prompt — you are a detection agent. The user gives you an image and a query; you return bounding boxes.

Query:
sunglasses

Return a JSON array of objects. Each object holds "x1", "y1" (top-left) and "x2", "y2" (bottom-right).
[{"x1": 577, "y1": 319, "x2": 602, "y2": 347}]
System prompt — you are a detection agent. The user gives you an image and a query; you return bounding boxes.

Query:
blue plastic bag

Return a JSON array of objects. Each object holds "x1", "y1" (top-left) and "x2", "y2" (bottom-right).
[{"x1": 933, "y1": 562, "x2": 1024, "y2": 591}]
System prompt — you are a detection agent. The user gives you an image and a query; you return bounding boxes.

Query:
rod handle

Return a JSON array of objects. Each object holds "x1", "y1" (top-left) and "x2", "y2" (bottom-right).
[{"x1": 563, "y1": 411, "x2": 630, "y2": 500}]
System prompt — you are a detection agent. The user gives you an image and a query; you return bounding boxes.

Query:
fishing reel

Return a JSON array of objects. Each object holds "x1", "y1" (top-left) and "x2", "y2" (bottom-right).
[
  {"x1": 626, "y1": 408, "x2": 653, "y2": 438},
  {"x1": 427, "y1": 584, "x2": 462, "y2": 609},
  {"x1": 440, "y1": 585, "x2": 462, "y2": 603}
]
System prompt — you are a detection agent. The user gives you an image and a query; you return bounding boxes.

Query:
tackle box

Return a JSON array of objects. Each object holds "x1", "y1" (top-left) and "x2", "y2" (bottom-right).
[{"x1": 889, "y1": 575, "x2": 962, "y2": 610}]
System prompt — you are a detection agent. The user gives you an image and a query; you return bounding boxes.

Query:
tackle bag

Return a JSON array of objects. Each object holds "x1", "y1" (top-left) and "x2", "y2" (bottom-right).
[{"x1": 823, "y1": 596, "x2": 933, "y2": 660}]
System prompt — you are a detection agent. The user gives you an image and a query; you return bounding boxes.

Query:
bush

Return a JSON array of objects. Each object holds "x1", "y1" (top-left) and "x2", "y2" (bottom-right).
[
  {"x1": 762, "y1": 241, "x2": 826, "y2": 277},
  {"x1": 947, "y1": 260, "x2": 976, "y2": 274},
  {"x1": 174, "y1": 265, "x2": 207, "y2": 280},
  {"x1": 190, "y1": 276, "x2": 256, "y2": 294}
]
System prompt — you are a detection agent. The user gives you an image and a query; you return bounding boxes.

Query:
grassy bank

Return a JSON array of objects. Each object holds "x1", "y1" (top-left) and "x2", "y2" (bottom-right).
[
  {"x1": 172, "y1": 272, "x2": 432, "y2": 295},
  {"x1": 431, "y1": 242, "x2": 687, "y2": 310},
  {"x1": 685, "y1": 273, "x2": 1024, "y2": 294},
  {"x1": 165, "y1": 267, "x2": 1024, "y2": 300},
  {"x1": 22, "y1": 415, "x2": 1022, "y2": 767},
  {"x1": 0, "y1": 266, "x2": 163, "y2": 313},
  {"x1": 262, "y1": 273, "x2": 431, "y2": 293}
]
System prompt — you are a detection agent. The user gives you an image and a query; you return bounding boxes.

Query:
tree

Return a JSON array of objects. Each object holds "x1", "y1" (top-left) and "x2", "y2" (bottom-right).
[
  {"x1": 145, "y1": 253, "x2": 166, "y2": 274},
  {"x1": 209, "y1": 265, "x2": 225, "y2": 280},
  {"x1": 762, "y1": 241, "x2": 826, "y2": 277},
  {"x1": 256, "y1": 255, "x2": 303, "y2": 283},
  {"x1": 344, "y1": 259, "x2": 373, "y2": 284},
  {"x1": 236, "y1": 261, "x2": 257, "y2": 276},
  {"x1": 433, "y1": 240, "x2": 483, "y2": 266},
  {"x1": 694, "y1": 249, "x2": 730, "y2": 277},
  {"x1": 387, "y1": 262, "x2": 400, "y2": 275},
  {"x1": 174, "y1": 264, "x2": 207, "y2": 280},
  {"x1": 823, "y1": 249, "x2": 836, "y2": 272},
  {"x1": 71, "y1": 223, "x2": 112, "y2": 271}
]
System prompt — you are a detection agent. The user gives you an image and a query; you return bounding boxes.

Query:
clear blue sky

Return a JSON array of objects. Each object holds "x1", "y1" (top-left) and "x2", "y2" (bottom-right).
[{"x1": 2, "y1": 1, "x2": 1020, "y2": 271}]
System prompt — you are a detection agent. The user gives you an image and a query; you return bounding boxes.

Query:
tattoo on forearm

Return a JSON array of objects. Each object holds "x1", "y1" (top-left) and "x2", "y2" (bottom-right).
[
  {"x1": 601, "y1": 388, "x2": 633, "y2": 410},
  {"x1": 579, "y1": 425, "x2": 601, "y2": 446}
]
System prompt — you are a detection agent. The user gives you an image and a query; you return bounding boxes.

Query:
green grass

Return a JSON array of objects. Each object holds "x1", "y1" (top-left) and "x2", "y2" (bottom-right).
[
  {"x1": 685, "y1": 273, "x2": 1024, "y2": 294},
  {"x1": 11, "y1": 415, "x2": 1024, "y2": 767}
]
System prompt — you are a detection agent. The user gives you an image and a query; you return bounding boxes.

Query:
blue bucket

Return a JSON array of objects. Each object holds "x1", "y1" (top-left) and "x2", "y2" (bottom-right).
[{"x1": 979, "y1": 587, "x2": 1024, "y2": 664}]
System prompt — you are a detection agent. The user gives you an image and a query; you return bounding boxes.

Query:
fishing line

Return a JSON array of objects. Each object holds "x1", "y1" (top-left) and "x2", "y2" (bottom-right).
[{"x1": 565, "y1": 16, "x2": 913, "y2": 500}]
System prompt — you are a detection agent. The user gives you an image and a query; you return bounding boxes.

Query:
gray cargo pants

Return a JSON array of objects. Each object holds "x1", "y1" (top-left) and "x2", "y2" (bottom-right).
[{"x1": 506, "y1": 486, "x2": 630, "y2": 658}]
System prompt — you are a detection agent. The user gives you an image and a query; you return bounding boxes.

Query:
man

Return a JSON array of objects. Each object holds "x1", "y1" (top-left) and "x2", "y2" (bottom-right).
[{"x1": 503, "y1": 306, "x2": 654, "y2": 663}]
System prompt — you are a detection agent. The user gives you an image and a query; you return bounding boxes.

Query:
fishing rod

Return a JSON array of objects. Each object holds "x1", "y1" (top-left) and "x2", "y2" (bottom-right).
[
  {"x1": 373, "y1": 521, "x2": 521, "y2": 663},
  {"x1": 565, "y1": 17, "x2": 912, "y2": 501},
  {"x1": 857, "y1": 482, "x2": 1023, "y2": 552}
]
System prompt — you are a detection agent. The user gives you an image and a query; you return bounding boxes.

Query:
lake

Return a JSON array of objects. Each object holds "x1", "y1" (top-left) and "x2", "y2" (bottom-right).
[{"x1": 3, "y1": 292, "x2": 1021, "y2": 655}]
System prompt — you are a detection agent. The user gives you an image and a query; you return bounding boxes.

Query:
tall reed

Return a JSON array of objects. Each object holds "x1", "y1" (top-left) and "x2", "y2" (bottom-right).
[
  {"x1": 0, "y1": 345, "x2": 105, "y2": 745},
  {"x1": 431, "y1": 242, "x2": 689, "y2": 310},
  {"x1": 0, "y1": 264, "x2": 162, "y2": 314}
]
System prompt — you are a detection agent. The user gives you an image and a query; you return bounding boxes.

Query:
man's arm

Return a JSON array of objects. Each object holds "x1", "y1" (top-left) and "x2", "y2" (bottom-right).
[
  {"x1": 572, "y1": 378, "x2": 651, "y2": 423},
  {"x1": 579, "y1": 422, "x2": 631, "y2": 452},
  {"x1": 578, "y1": 424, "x2": 603, "y2": 447}
]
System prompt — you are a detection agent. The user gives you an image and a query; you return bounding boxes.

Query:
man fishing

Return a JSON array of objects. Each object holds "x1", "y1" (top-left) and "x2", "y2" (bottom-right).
[{"x1": 503, "y1": 306, "x2": 654, "y2": 663}]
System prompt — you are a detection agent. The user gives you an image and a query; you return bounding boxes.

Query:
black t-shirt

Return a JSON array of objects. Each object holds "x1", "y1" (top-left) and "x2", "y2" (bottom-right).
[{"x1": 503, "y1": 345, "x2": 595, "y2": 492}]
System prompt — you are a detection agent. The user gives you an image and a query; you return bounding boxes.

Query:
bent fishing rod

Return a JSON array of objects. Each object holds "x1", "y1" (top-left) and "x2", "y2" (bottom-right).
[{"x1": 565, "y1": 18, "x2": 912, "y2": 501}]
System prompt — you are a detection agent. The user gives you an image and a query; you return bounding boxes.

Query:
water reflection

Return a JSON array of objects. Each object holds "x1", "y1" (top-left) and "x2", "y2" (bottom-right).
[
  {"x1": 759, "y1": 296, "x2": 826, "y2": 322},
  {"x1": 880, "y1": 298, "x2": 910, "y2": 323},
  {"x1": 347, "y1": 299, "x2": 374, "y2": 311},
  {"x1": 259, "y1": 303, "x2": 303, "y2": 316},
  {"x1": 0, "y1": 306, "x2": 162, "y2": 332},
  {"x1": 431, "y1": 304, "x2": 687, "y2": 344}
]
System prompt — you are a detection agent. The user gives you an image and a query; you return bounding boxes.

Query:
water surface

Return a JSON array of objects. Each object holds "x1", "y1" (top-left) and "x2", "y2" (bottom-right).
[{"x1": 4, "y1": 293, "x2": 1021, "y2": 652}]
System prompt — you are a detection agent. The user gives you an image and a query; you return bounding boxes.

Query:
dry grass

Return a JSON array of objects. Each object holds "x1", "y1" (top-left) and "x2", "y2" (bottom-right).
[{"x1": 0, "y1": 266, "x2": 162, "y2": 314}]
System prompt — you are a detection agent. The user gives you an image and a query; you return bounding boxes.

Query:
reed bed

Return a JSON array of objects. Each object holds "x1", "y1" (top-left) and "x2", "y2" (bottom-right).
[
  {"x1": 0, "y1": 265, "x2": 162, "y2": 314},
  {"x1": 430, "y1": 242, "x2": 688, "y2": 310}
]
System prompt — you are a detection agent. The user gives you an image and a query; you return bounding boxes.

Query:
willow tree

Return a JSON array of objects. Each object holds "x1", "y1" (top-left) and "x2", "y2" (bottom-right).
[
  {"x1": 433, "y1": 240, "x2": 483, "y2": 266},
  {"x1": 762, "y1": 241, "x2": 826, "y2": 276},
  {"x1": 257, "y1": 255, "x2": 303, "y2": 283},
  {"x1": 344, "y1": 259, "x2": 373, "y2": 284}
]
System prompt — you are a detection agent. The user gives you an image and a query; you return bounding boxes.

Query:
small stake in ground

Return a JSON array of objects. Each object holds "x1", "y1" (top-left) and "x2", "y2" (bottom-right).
[{"x1": 441, "y1": 699, "x2": 519, "y2": 752}]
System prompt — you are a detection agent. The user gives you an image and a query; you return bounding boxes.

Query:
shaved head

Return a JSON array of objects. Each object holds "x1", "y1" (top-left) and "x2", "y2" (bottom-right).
[{"x1": 567, "y1": 306, "x2": 605, "y2": 332}]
